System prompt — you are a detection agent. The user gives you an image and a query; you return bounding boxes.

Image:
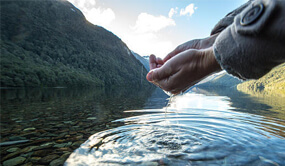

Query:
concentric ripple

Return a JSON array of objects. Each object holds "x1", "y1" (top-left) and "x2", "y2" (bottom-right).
[{"x1": 65, "y1": 107, "x2": 285, "y2": 166}]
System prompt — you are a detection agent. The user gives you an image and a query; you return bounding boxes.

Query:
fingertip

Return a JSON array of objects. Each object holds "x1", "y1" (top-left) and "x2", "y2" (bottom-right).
[
  {"x1": 156, "y1": 57, "x2": 164, "y2": 65},
  {"x1": 149, "y1": 54, "x2": 156, "y2": 60},
  {"x1": 146, "y1": 70, "x2": 153, "y2": 82},
  {"x1": 149, "y1": 54, "x2": 157, "y2": 70}
]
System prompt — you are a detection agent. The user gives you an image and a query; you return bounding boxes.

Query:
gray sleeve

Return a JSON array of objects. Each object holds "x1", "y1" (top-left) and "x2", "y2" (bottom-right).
[{"x1": 213, "y1": 0, "x2": 285, "y2": 80}]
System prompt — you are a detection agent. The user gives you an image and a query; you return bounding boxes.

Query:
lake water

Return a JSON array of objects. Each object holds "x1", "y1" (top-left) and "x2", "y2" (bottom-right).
[{"x1": 1, "y1": 86, "x2": 285, "y2": 165}]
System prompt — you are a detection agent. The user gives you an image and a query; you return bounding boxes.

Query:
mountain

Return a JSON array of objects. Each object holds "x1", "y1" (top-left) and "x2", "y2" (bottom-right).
[
  {"x1": 0, "y1": 0, "x2": 151, "y2": 88},
  {"x1": 196, "y1": 71, "x2": 242, "y2": 88},
  {"x1": 131, "y1": 51, "x2": 150, "y2": 71},
  {"x1": 237, "y1": 63, "x2": 285, "y2": 97}
]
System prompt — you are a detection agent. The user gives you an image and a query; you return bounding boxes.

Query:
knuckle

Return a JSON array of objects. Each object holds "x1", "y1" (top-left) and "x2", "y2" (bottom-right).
[{"x1": 176, "y1": 45, "x2": 182, "y2": 51}]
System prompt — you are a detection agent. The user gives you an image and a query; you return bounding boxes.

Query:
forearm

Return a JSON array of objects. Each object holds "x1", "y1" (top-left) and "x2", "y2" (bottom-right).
[{"x1": 213, "y1": 0, "x2": 285, "y2": 80}]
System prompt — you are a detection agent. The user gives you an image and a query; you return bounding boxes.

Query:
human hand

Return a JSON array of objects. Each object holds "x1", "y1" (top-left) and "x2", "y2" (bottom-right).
[
  {"x1": 164, "y1": 33, "x2": 219, "y2": 62},
  {"x1": 146, "y1": 47, "x2": 221, "y2": 95},
  {"x1": 148, "y1": 34, "x2": 219, "y2": 72},
  {"x1": 149, "y1": 54, "x2": 164, "y2": 70}
]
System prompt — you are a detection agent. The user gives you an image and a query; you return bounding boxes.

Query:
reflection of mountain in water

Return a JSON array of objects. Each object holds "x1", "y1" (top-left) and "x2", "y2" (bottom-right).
[
  {"x1": 0, "y1": 86, "x2": 158, "y2": 125},
  {"x1": 193, "y1": 86, "x2": 285, "y2": 120},
  {"x1": 143, "y1": 88, "x2": 168, "y2": 109},
  {"x1": 195, "y1": 69, "x2": 285, "y2": 120},
  {"x1": 0, "y1": 87, "x2": 161, "y2": 165},
  {"x1": 236, "y1": 87, "x2": 285, "y2": 117},
  {"x1": 235, "y1": 63, "x2": 285, "y2": 119}
]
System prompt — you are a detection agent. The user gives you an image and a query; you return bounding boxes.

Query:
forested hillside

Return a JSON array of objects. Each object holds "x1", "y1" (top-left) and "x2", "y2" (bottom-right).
[
  {"x1": 0, "y1": 0, "x2": 151, "y2": 87},
  {"x1": 132, "y1": 51, "x2": 150, "y2": 71},
  {"x1": 237, "y1": 63, "x2": 285, "y2": 96}
]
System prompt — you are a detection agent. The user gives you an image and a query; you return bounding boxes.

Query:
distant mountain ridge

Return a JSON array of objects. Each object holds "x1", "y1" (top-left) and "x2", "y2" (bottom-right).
[
  {"x1": 131, "y1": 51, "x2": 150, "y2": 71},
  {"x1": 196, "y1": 63, "x2": 285, "y2": 97},
  {"x1": 196, "y1": 72, "x2": 242, "y2": 88},
  {"x1": 0, "y1": 0, "x2": 151, "y2": 87}
]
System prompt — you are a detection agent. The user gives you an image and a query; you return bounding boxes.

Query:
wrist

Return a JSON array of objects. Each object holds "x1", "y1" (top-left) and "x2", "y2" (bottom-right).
[{"x1": 201, "y1": 47, "x2": 222, "y2": 74}]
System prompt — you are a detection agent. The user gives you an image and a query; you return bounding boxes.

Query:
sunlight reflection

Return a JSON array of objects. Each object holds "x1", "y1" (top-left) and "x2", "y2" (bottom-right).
[
  {"x1": 169, "y1": 92, "x2": 234, "y2": 111},
  {"x1": 65, "y1": 90, "x2": 285, "y2": 165}
]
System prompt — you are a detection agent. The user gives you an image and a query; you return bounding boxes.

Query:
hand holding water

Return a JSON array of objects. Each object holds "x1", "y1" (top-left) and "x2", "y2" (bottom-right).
[
  {"x1": 163, "y1": 33, "x2": 219, "y2": 63},
  {"x1": 147, "y1": 47, "x2": 221, "y2": 95},
  {"x1": 147, "y1": 34, "x2": 220, "y2": 95}
]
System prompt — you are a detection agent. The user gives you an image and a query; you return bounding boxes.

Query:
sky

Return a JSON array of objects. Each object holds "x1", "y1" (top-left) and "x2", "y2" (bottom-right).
[{"x1": 67, "y1": 0, "x2": 247, "y2": 58}]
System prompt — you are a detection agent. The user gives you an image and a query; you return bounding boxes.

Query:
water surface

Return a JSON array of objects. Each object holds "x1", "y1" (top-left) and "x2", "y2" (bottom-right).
[
  {"x1": 66, "y1": 87, "x2": 285, "y2": 165},
  {"x1": 0, "y1": 87, "x2": 166, "y2": 165},
  {"x1": 1, "y1": 87, "x2": 285, "y2": 165}
]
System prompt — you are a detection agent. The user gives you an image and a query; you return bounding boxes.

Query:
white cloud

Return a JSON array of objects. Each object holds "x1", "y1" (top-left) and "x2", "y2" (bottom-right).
[
  {"x1": 84, "y1": 8, "x2": 115, "y2": 27},
  {"x1": 68, "y1": 0, "x2": 95, "y2": 10},
  {"x1": 168, "y1": 7, "x2": 178, "y2": 18},
  {"x1": 133, "y1": 13, "x2": 175, "y2": 33},
  {"x1": 180, "y1": 3, "x2": 197, "y2": 17},
  {"x1": 122, "y1": 32, "x2": 174, "y2": 58},
  {"x1": 67, "y1": 0, "x2": 115, "y2": 28},
  {"x1": 122, "y1": 12, "x2": 176, "y2": 58},
  {"x1": 67, "y1": 1, "x2": 177, "y2": 58}
]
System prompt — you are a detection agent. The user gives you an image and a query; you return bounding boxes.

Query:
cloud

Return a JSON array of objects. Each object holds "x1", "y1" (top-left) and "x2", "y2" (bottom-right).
[
  {"x1": 68, "y1": 1, "x2": 176, "y2": 58},
  {"x1": 84, "y1": 8, "x2": 115, "y2": 27},
  {"x1": 133, "y1": 13, "x2": 175, "y2": 33},
  {"x1": 67, "y1": 0, "x2": 115, "y2": 27},
  {"x1": 180, "y1": 3, "x2": 197, "y2": 17},
  {"x1": 118, "y1": 12, "x2": 176, "y2": 58},
  {"x1": 68, "y1": 0, "x2": 95, "y2": 10},
  {"x1": 122, "y1": 32, "x2": 174, "y2": 58},
  {"x1": 168, "y1": 7, "x2": 178, "y2": 18}
]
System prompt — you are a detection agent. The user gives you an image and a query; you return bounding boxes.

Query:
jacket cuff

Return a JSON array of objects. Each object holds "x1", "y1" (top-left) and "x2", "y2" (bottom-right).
[
  {"x1": 213, "y1": 46, "x2": 245, "y2": 79},
  {"x1": 213, "y1": 0, "x2": 284, "y2": 80}
]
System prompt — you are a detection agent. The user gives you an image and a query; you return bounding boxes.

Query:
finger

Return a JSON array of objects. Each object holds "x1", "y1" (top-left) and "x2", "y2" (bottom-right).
[
  {"x1": 146, "y1": 69, "x2": 155, "y2": 82},
  {"x1": 146, "y1": 65, "x2": 171, "y2": 83},
  {"x1": 149, "y1": 54, "x2": 157, "y2": 70},
  {"x1": 164, "y1": 45, "x2": 186, "y2": 62},
  {"x1": 164, "y1": 40, "x2": 201, "y2": 62},
  {"x1": 164, "y1": 49, "x2": 177, "y2": 62},
  {"x1": 157, "y1": 64, "x2": 162, "y2": 68},
  {"x1": 156, "y1": 57, "x2": 164, "y2": 65},
  {"x1": 157, "y1": 66, "x2": 196, "y2": 94}
]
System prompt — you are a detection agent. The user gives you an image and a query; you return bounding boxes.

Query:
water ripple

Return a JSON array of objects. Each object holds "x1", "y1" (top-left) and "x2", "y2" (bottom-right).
[{"x1": 66, "y1": 108, "x2": 285, "y2": 165}]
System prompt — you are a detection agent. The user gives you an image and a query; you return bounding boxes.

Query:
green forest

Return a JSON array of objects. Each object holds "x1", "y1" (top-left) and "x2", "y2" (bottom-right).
[
  {"x1": 237, "y1": 63, "x2": 285, "y2": 96},
  {"x1": 0, "y1": 0, "x2": 151, "y2": 88}
]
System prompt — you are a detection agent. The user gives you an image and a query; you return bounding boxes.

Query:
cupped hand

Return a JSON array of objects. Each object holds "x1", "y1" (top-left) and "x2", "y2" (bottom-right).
[
  {"x1": 148, "y1": 34, "x2": 219, "y2": 72},
  {"x1": 149, "y1": 54, "x2": 164, "y2": 70},
  {"x1": 146, "y1": 47, "x2": 221, "y2": 95},
  {"x1": 164, "y1": 33, "x2": 219, "y2": 62}
]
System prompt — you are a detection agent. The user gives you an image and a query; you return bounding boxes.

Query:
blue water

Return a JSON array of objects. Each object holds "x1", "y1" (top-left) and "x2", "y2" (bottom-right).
[
  {"x1": 1, "y1": 87, "x2": 284, "y2": 165},
  {"x1": 65, "y1": 91, "x2": 285, "y2": 166}
]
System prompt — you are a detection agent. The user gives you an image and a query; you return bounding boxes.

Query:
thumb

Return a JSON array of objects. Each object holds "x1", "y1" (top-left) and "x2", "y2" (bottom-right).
[
  {"x1": 146, "y1": 67, "x2": 170, "y2": 82},
  {"x1": 146, "y1": 69, "x2": 155, "y2": 82}
]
